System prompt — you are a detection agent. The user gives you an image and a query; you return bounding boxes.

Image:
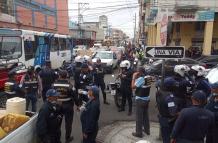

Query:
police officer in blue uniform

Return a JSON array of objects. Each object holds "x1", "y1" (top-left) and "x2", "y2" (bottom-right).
[
  {"x1": 36, "y1": 89, "x2": 63, "y2": 143},
  {"x1": 39, "y1": 60, "x2": 57, "y2": 102},
  {"x1": 172, "y1": 65, "x2": 192, "y2": 111},
  {"x1": 190, "y1": 65, "x2": 211, "y2": 97},
  {"x1": 119, "y1": 60, "x2": 133, "y2": 115},
  {"x1": 171, "y1": 90, "x2": 215, "y2": 143},
  {"x1": 93, "y1": 58, "x2": 109, "y2": 105},
  {"x1": 80, "y1": 86, "x2": 100, "y2": 143},
  {"x1": 53, "y1": 70, "x2": 79, "y2": 143},
  {"x1": 4, "y1": 69, "x2": 23, "y2": 99},
  {"x1": 131, "y1": 67, "x2": 152, "y2": 138},
  {"x1": 156, "y1": 78, "x2": 178, "y2": 143},
  {"x1": 205, "y1": 83, "x2": 218, "y2": 143},
  {"x1": 78, "y1": 63, "x2": 93, "y2": 103},
  {"x1": 20, "y1": 66, "x2": 42, "y2": 112}
]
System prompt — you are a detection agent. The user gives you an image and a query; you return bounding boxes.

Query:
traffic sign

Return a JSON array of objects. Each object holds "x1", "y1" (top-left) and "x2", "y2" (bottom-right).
[{"x1": 145, "y1": 46, "x2": 185, "y2": 59}]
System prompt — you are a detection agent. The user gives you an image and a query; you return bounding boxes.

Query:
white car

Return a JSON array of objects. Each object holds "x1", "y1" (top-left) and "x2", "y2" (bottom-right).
[{"x1": 92, "y1": 51, "x2": 118, "y2": 73}]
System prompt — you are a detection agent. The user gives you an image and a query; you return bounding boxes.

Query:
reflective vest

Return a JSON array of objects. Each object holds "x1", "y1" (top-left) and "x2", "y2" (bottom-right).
[
  {"x1": 23, "y1": 75, "x2": 38, "y2": 93},
  {"x1": 53, "y1": 81, "x2": 71, "y2": 102}
]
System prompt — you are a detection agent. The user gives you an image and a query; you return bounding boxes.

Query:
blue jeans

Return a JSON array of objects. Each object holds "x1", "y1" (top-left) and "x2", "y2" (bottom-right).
[{"x1": 26, "y1": 92, "x2": 37, "y2": 112}]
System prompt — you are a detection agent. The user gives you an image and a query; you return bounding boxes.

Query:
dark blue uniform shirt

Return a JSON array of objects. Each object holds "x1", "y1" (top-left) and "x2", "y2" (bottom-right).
[{"x1": 171, "y1": 105, "x2": 214, "y2": 141}]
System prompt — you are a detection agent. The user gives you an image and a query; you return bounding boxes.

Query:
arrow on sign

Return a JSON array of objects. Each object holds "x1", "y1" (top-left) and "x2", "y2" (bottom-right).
[{"x1": 145, "y1": 46, "x2": 185, "y2": 59}]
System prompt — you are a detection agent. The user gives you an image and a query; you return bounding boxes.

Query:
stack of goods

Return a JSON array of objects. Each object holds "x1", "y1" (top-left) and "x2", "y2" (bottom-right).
[{"x1": 0, "y1": 97, "x2": 29, "y2": 140}]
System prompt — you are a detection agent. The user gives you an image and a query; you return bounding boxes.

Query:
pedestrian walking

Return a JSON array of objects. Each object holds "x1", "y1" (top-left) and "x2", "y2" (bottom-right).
[
  {"x1": 80, "y1": 86, "x2": 100, "y2": 143},
  {"x1": 171, "y1": 90, "x2": 214, "y2": 143},
  {"x1": 131, "y1": 67, "x2": 152, "y2": 138}
]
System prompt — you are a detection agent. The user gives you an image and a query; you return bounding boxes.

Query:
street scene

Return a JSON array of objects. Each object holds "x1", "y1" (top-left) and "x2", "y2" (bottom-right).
[{"x1": 0, "y1": 0, "x2": 218, "y2": 143}]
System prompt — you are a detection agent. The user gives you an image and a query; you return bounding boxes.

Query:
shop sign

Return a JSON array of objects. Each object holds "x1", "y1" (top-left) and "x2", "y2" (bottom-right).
[{"x1": 170, "y1": 10, "x2": 215, "y2": 22}]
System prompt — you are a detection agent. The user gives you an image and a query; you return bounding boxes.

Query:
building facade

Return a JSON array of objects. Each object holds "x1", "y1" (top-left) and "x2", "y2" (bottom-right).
[
  {"x1": 140, "y1": 0, "x2": 218, "y2": 55},
  {"x1": 69, "y1": 21, "x2": 96, "y2": 47},
  {"x1": 0, "y1": 0, "x2": 69, "y2": 34},
  {"x1": 99, "y1": 15, "x2": 108, "y2": 38}
]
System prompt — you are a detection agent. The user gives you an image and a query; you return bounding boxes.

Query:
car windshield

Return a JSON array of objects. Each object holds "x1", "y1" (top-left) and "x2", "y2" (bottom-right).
[
  {"x1": 95, "y1": 52, "x2": 113, "y2": 59},
  {"x1": 0, "y1": 36, "x2": 22, "y2": 59}
]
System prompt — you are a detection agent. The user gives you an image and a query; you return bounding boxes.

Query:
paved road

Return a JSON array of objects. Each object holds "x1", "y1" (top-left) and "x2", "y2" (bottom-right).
[{"x1": 36, "y1": 70, "x2": 159, "y2": 143}]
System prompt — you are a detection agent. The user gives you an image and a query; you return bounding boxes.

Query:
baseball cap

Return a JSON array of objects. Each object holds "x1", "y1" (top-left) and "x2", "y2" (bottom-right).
[
  {"x1": 46, "y1": 89, "x2": 60, "y2": 97},
  {"x1": 88, "y1": 86, "x2": 99, "y2": 98},
  {"x1": 192, "y1": 90, "x2": 206, "y2": 102}
]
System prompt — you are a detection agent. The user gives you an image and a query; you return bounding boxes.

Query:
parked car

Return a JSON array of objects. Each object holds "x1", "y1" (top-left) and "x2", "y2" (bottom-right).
[
  {"x1": 196, "y1": 55, "x2": 218, "y2": 69},
  {"x1": 92, "y1": 51, "x2": 118, "y2": 73},
  {"x1": 145, "y1": 58, "x2": 207, "y2": 76}
]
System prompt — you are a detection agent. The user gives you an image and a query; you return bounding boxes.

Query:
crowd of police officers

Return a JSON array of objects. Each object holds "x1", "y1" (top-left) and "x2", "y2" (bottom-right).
[{"x1": 3, "y1": 46, "x2": 218, "y2": 143}]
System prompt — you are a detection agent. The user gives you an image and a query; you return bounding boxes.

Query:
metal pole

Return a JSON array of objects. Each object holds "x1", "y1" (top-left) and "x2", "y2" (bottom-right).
[{"x1": 161, "y1": 59, "x2": 165, "y2": 89}]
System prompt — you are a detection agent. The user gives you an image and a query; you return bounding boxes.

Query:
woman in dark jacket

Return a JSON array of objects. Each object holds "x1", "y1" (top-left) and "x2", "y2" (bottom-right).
[{"x1": 81, "y1": 86, "x2": 100, "y2": 143}]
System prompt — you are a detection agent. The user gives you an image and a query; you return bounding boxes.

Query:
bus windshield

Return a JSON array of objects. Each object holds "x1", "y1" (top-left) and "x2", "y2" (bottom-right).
[{"x1": 0, "y1": 37, "x2": 22, "y2": 59}]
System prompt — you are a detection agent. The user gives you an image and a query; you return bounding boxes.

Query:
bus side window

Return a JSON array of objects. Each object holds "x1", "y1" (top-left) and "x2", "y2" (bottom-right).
[
  {"x1": 59, "y1": 38, "x2": 67, "y2": 51},
  {"x1": 51, "y1": 37, "x2": 59, "y2": 52},
  {"x1": 24, "y1": 38, "x2": 37, "y2": 61}
]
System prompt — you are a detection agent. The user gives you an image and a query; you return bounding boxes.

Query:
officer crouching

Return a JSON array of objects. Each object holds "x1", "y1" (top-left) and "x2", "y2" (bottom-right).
[
  {"x1": 36, "y1": 89, "x2": 63, "y2": 143},
  {"x1": 53, "y1": 70, "x2": 79, "y2": 143},
  {"x1": 131, "y1": 67, "x2": 152, "y2": 138}
]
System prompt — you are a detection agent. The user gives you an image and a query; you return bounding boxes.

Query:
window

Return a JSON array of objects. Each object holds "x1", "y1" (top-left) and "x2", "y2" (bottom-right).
[
  {"x1": 59, "y1": 38, "x2": 67, "y2": 51},
  {"x1": 0, "y1": 37, "x2": 22, "y2": 59},
  {"x1": 0, "y1": 0, "x2": 14, "y2": 15},
  {"x1": 94, "y1": 52, "x2": 113, "y2": 59},
  {"x1": 24, "y1": 36, "x2": 38, "y2": 61},
  {"x1": 51, "y1": 37, "x2": 59, "y2": 52},
  {"x1": 195, "y1": 22, "x2": 205, "y2": 32}
]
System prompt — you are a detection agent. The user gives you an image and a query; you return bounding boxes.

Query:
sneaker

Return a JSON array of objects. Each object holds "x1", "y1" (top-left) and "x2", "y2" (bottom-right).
[{"x1": 132, "y1": 132, "x2": 143, "y2": 138}]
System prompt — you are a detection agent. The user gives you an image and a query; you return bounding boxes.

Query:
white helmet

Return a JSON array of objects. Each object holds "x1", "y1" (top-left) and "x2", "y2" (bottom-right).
[
  {"x1": 120, "y1": 60, "x2": 131, "y2": 69},
  {"x1": 75, "y1": 56, "x2": 83, "y2": 63},
  {"x1": 174, "y1": 65, "x2": 190, "y2": 77},
  {"x1": 83, "y1": 55, "x2": 91, "y2": 62},
  {"x1": 191, "y1": 65, "x2": 206, "y2": 77}
]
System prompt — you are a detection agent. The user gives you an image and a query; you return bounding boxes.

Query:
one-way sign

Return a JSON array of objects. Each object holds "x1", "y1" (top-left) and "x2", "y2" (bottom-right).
[{"x1": 145, "y1": 46, "x2": 185, "y2": 59}]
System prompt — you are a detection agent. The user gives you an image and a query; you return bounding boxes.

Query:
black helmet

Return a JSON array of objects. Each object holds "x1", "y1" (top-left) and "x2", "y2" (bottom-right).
[{"x1": 59, "y1": 70, "x2": 68, "y2": 78}]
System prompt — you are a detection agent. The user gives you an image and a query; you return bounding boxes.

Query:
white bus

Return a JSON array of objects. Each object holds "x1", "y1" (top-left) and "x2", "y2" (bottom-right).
[{"x1": 0, "y1": 28, "x2": 73, "y2": 69}]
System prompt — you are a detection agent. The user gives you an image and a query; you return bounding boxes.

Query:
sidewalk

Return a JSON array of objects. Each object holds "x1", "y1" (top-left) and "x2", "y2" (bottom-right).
[{"x1": 97, "y1": 122, "x2": 162, "y2": 143}]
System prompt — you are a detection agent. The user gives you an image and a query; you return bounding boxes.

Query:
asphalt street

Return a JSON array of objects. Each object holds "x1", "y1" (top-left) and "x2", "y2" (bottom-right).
[{"x1": 36, "y1": 70, "x2": 159, "y2": 143}]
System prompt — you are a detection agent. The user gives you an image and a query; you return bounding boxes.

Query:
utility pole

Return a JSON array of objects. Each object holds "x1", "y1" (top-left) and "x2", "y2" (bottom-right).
[{"x1": 133, "y1": 13, "x2": 137, "y2": 46}]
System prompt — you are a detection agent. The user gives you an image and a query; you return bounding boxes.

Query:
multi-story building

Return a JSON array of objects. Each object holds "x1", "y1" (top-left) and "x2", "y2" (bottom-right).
[
  {"x1": 69, "y1": 21, "x2": 96, "y2": 47},
  {"x1": 99, "y1": 15, "x2": 108, "y2": 38},
  {"x1": 141, "y1": 0, "x2": 218, "y2": 55},
  {"x1": 0, "y1": 0, "x2": 69, "y2": 34}
]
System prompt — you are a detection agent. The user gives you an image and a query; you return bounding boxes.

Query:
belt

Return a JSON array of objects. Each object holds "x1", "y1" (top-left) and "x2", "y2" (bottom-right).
[{"x1": 58, "y1": 98, "x2": 71, "y2": 102}]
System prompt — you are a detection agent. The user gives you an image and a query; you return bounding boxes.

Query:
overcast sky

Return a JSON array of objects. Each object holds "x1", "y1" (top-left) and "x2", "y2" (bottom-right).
[{"x1": 68, "y1": 0, "x2": 139, "y2": 38}]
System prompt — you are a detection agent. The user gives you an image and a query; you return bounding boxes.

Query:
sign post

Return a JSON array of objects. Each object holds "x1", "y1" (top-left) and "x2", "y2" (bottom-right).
[{"x1": 145, "y1": 46, "x2": 185, "y2": 88}]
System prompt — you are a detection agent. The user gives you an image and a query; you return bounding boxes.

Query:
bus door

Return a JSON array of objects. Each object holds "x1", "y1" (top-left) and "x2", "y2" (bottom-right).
[{"x1": 34, "y1": 36, "x2": 50, "y2": 66}]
